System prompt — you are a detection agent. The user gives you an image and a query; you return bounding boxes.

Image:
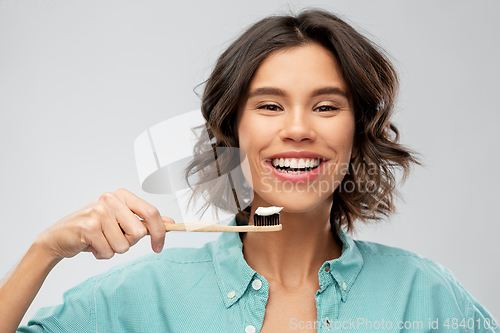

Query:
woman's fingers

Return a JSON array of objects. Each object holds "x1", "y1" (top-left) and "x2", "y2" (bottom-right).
[
  {"x1": 101, "y1": 214, "x2": 132, "y2": 255},
  {"x1": 108, "y1": 200, "x2": 148, "y2": 248},
  {"x1": 96, "y1": 189, "x2": 160, "y2": 253},
  {"x1": 88, "y1": 232, "x2": 115, "y2": 260},
  {"x1": 36, "y1": 188, "x2": 169, "y2": 261},
  {"x1": 113, "y1": 188, "x2": 167, "y2": 253}
]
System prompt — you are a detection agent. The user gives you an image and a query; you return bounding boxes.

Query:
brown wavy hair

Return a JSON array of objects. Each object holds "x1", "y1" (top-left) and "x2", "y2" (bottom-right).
[{"x1": 185, "y1": 8, "x2": 420, "y2": 233}]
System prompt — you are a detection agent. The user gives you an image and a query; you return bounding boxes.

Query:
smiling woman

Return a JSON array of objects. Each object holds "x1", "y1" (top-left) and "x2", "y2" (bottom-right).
[
  {"x1": 237, "y1": 43, "x2": 356, "y2": 215},
  {"x1": 3, "y1": 7, "x2": 498, "y2": 333}
]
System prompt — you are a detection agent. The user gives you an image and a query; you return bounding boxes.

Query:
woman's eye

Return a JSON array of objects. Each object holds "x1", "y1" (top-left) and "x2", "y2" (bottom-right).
[
  {"x1": 315, "y1": 105, "x2": 339, "y2": 112},
  {"x1": 258, "y1": 104, "x2": 282, "y2": 111}
]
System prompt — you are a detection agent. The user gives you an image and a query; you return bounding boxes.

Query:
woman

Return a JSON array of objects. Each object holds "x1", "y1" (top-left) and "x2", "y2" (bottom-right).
[{"x1": 2, "y1": 9, "x2": 497, "y2": 333}]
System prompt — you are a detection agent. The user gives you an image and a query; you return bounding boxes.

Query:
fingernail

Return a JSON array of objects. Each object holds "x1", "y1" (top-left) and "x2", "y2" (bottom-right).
[{"x1": 155, "y1": 242, "x2": 164, "y2": 253}]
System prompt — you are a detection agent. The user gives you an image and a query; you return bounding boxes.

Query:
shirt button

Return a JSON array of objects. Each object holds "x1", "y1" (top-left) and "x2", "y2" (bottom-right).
[
  {"x1": 342, "y1": 281, "x2": 347, "y2": 291},
  {"x1": 245, "y1": 325, "x2": 256, "y2": 333},
  {"x1": 227, "y1": 290, "x2": 236, "y2": 299},
  {"x1": 252, "y1": 279, "x2": 262, "y2": 290}
]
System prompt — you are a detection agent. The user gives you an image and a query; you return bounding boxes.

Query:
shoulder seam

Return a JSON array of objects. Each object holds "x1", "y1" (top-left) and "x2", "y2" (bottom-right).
[{"x1": 357, "y1": 246, "x2": 461, "y2": 287}]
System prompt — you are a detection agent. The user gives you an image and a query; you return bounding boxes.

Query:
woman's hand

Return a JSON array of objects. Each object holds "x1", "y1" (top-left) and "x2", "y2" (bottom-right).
[
  {"x1": 34, "y1": 188, "x2": 171, "y2": 261},
  {"x1": 0, "y1": 188, "x2": 171, "y2": 330}
]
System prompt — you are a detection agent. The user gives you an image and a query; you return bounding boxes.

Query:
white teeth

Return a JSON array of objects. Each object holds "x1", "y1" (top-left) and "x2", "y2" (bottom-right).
[{"x1": 270, "y1": 157, "x2": 322, "y2": 172}]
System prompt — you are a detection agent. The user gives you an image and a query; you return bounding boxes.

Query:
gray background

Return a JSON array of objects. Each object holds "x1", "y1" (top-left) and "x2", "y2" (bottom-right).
[{"x1": 1, "y1": 0, "x2": 498, "y2": 326}]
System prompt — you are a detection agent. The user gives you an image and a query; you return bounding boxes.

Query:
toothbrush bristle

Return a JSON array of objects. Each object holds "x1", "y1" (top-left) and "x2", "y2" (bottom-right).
[{"x1": 254, "y1": 213, "x2": 280, "y2": 226}]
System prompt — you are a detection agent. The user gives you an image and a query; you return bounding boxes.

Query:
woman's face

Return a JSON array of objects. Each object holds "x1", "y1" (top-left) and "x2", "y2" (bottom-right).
[{"x1": 237, "y1": 43, "x2": 356, "y2": 213}]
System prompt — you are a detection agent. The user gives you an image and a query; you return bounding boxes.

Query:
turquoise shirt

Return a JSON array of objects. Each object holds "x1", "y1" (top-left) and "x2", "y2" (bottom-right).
[{"x1": 18, "y1": 218, "x2": 498, "y2": 333}]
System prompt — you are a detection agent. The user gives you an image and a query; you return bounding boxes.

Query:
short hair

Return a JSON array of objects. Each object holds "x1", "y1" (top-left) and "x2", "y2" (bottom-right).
[{"x1": 185, "y1": 8, "x2": 419, "y2": 233}]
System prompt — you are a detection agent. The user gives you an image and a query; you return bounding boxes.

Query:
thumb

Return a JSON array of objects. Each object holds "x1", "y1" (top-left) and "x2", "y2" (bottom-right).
[{"x1": 162, "y1": 216, "x2": 175, "y2": 224}]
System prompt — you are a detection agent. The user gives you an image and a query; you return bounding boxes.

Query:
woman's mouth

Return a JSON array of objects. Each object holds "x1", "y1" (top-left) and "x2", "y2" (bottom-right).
[{"x1": 270, "y1": 157, "x2": 322, "y2": 174}]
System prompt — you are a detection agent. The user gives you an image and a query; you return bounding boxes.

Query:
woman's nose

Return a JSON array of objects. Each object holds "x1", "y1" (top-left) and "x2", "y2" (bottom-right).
[{"x1": 278, "y1": 109, "x2": 317, "y2": 142}]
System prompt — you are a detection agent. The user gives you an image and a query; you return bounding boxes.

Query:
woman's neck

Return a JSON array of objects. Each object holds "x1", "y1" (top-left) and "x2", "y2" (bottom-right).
[{"x1": 240, "y1": 201, "x2": 343, "y2": 289}]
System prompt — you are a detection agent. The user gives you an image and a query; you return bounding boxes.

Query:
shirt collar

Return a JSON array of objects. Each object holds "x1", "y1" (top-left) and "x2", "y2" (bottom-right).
[{"x1": 212, "y1": 217, "x2": 363, "y2": 308}]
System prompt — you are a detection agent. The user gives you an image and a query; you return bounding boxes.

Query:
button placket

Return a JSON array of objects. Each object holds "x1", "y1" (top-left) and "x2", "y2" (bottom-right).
[
  {"x1": 243, "y1": 275, "x2": 268, "y2": 333},
  {"x1": 317, "y1": 275, "x2": 341, "y2": 323}
]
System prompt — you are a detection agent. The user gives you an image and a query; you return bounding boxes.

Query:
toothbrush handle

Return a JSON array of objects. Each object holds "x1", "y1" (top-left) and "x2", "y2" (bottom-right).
[{"x1": 140, "y1": 220, "x2": 281, "y2": 232}]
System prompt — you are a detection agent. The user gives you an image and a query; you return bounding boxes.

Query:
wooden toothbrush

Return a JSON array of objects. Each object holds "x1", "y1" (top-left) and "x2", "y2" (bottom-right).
[{"x1": 140, "y1": 206, "x2": 283, "y2": 232}]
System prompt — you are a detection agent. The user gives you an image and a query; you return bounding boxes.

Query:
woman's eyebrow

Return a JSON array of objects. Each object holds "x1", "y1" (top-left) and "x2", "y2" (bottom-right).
[
  {"x1": 311, "y1": 87, "x2": 348, "y2": 99},
  {"x1": 246, "y1": 86, "x2": 348, "y2": 99},
  {"x1": 247, "y1": 87, "x2": 286, "y2": 99}
]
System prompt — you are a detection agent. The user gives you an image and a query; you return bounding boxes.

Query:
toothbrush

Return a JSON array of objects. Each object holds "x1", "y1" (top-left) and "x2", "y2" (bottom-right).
[{"x1": 140, "y1": 206, "x2": 283, "y2": 232}]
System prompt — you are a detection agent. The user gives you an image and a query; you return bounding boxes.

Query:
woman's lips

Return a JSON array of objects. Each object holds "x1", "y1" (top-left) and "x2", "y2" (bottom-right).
[{"x1": 264, "y1": 160, "x2": 326, "y2": 183}]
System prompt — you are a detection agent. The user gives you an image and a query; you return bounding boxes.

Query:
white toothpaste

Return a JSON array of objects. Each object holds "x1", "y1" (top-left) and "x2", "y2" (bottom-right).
[{"x1": 255, "y1": 206, "x2": 283, "y2": 216}]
